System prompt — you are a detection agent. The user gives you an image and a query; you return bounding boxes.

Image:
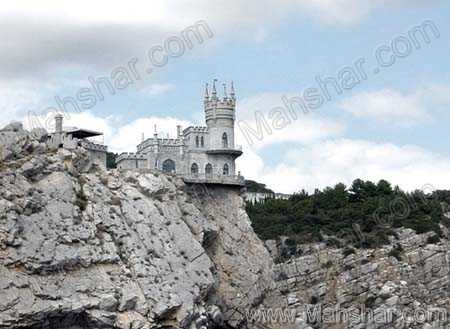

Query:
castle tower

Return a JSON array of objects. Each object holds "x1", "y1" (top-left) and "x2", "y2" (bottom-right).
[{"x1": 204, "y1": 80, "x2": 236, "y2": 150}]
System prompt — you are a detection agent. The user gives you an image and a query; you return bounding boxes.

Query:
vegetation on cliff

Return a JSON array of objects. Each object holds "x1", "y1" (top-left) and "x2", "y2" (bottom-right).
[
  {"x1": 244, "y1": 180, "x2": 274, "y2": 193},
  {"x1": 246, "y1": 179, "x2": 450, "y2": 249}
]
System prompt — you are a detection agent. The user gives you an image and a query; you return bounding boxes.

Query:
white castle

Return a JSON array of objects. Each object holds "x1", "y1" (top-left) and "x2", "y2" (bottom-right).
[{"x1": 116, "y1": 80, "x2": 244, "y2": 186}]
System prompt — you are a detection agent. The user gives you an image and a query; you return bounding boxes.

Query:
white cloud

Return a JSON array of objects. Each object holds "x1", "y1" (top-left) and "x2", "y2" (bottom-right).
[
  {"x1": 339, "y1": 89, "x2": 431, "y2": 125},
  {"x1": 239, "y1": 139, "x2": 450, "y2": 194},
  {"x1": 415, "y1": 84, "x2": 450, "y2": 113},
  {"x1": 0, "y1": 0, "x2": 411, "y2": 80},
  {"x1": 108, "y1": 117, "x2": 192, "y2": 153},
  {"x1": 236, "y1": 92, "x2": 346, "y2": 149},
  {"x1": 139, "y1": 83, "x2": 175, "y2": 97},
  {"x1": 0, "y1": 0, "x2": 397, "y2": 28},
  {"x1": 297, "y1": 0, "x2": 375, "y2": 25},
  {"x1": 0, "y1": 79, "x2": 58, "y2": 128}
]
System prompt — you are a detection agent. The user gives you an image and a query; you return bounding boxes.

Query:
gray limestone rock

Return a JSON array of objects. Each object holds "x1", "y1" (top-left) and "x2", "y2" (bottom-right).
[{"x1": 0, "y1": 126, "x2": 275, "y2": 329}]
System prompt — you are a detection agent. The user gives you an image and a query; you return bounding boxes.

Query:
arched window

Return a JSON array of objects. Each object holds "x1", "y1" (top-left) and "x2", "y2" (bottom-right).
[
  {"x1": 195, "y1": 136, "x2": 199, "y2": 147},
  {"x1": 205, "y1": 163, "x2": 213, "y2": 175},
  {"x1": 191, "y1": 163, "x2": 199, "y2": 175},
  {"x1": 223, "y1": 163, "x2": 229, "y2": 176},
  {"x1": 200, "y1": 136, "x2": 204, "y2": 147},
  {"x1": 162, "y1": 159, "x2": 176, "y2": 173},
  {"x1": 222, "y1": 132, "x2": 228, "y2": 148}
]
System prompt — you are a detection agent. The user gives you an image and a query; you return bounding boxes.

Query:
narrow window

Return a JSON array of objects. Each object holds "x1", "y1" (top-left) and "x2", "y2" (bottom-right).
[
  {"x1": 195, "y1": 136, "x2": 199, "y2": 147},
  {"x1": 205, "y1": 163, "x2": 213, "y2": 175},
  {"x1": 191, "y1": 163, "x2": 199, "y2": 175},
  {"x1": 223, "y1": 163, "x2": 229, "y2": 176},
  {"x1": 222, "y1": 132, "x2": 228, "y2": 148},
  {"x1": 200, "y1": 136, "x2": 204, "y2": 147}
]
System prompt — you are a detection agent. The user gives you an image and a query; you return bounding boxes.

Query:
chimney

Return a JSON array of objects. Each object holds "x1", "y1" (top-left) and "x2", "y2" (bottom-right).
[{"x1": 55, "y1": 114, "x2": 63, "y2": 133}]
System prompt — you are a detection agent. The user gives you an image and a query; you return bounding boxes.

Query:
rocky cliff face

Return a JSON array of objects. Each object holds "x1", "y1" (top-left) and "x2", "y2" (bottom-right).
[
  {"x1": 265, "y1": 228, "x2": 450, "y2": 329},
  {"x1": 1, "y1": 123, "x2": 450, "y2": 329},
  {"x1": 0, "y1": 124, "x2": 274, "y2": 329}
]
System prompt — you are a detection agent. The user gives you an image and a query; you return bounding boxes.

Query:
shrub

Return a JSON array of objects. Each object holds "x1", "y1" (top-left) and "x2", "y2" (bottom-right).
[
  {"x1": 322, "y1": 260, "x2": 333, "y2": 269},
  {"x1": 388, "y1": 244, "x2": 403, "y2": 261},
  {"x1": 75, "y1": 184, "x2": 88, "y2": 211},
  {"x1": 365, "y1": 296, "x2": 377, "y2": 308},
  {"x1": 310, "y1": 295, "x2": 319, "y2": 305},
  {"x1": 342, "y1": 247, "x2": 356, "y2": 257},
  {"x1": 427, "y1": 235, "x2": 440, "y2": 244}
]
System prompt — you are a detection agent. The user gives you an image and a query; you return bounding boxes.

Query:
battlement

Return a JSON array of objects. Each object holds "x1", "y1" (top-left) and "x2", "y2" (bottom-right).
[
  {"x1": 137, "y1": 137, "x2": 182, "y2": 152},
  {"x1": 203, "y1": 80, "x2": 236, "y2": 110},
  {"x1": 204, "y1": 98, "x2": 236, "y2": 109},
  {"x1": 117, "y1": 152, "x2": 147, "y2": 162},
  {"x1": 80, "y1": 140, "x2": 107, "y2": 152}
]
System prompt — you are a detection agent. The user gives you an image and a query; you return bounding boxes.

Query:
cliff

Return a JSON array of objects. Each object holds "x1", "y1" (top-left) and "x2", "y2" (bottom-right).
[
  {"x1": 0, "y1": 123, "x2": 274, "y2": 329},
  {"x1": 1, "y1": 122, "x2": 449, "y2": 329},
  {"x1": 262, "y1": 229, "x2": 450, "y2": 329}
]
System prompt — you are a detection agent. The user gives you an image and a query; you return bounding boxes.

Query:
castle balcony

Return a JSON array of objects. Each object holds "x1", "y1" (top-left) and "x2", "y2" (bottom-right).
[
  {"x1": 181, "y1": 173, "x2": 245, "y2": 186},
  {"x1": 205, "y1": 145, "x2": 243, "y2": 157}
]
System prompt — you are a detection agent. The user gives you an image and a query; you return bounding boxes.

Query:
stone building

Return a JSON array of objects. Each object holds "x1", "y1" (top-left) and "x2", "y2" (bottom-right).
[
  {"x1": 117, "y1": 81, "x2": 244, "y2": 186},
  {"x1": 47, "y1": 114, "x2": 108, "y2": 168}
]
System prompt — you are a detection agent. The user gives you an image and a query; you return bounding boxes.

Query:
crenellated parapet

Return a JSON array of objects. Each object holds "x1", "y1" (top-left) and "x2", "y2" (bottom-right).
[
  {"x1": 203, "y1": 80, "x2": 236, "y2": 124},
  {"x1": 80, "y1": 140, "x2": 107, "y2": 152},
  {"x1": 138, "y1": 137, "x2": 183, "y2": 153},
  {"x1": 203, "y1": 79, "x2": 236, "y2": 106},
  {"x1": 117, "y1": 152, "x2": 146, "y2": 162}
]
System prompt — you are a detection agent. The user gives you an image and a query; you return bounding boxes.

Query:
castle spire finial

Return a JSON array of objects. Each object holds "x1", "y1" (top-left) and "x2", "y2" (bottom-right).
[
  {"x1": 223, "y1": 83, "x2": 228, "y2": 100},
  {"x1": 230, "y1": 81, "x2": 235, "y2": 99},
  {"x1": 204, "y1": 83, "x2": 209, "y2": 100},
  {"x1": 212, "y1": 79, "x2": 218, "y2": 98}
]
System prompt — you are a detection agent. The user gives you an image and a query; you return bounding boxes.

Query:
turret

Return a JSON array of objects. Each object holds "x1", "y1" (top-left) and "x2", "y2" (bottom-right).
[
  {"x1": 55, "y1": 114, "x2": 63, "y2": 134},
  {"x1": 53, "y1": 113, "x2": 64, "y2": 146},
  {"x1": 204, "y1": 80, "x2": 236, "y2": 149}
]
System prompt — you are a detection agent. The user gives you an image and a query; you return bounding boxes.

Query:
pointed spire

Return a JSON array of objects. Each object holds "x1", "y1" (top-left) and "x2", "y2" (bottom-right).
[
  {"x1": 223, "y1": 83, "x2": 228, "y2": 100},
  {"x1": 212, "y1": 79, "x2": 218, "y2": 99},
  {"x1": 230, "y1": 81, "x2": 235, "y2": 99},
  {"x1": 204, "y1": 83, "x2": 209, "y2": 100}
]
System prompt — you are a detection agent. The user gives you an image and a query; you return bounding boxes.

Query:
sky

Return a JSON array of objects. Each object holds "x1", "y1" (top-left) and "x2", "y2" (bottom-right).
[{"x1": 1, "y1": 0, "x2": 450, "y2": 193}]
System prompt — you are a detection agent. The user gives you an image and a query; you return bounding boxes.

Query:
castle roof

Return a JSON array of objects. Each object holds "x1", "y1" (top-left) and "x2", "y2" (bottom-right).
[{"x1": 64, "y1": 127, "x2": 103, "y2": 139}]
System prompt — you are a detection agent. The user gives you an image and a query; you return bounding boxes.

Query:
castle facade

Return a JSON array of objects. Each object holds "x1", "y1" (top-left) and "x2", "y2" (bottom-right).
[{"x1": 116, "y1": 81, "x2": 244, "y2": 186}]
